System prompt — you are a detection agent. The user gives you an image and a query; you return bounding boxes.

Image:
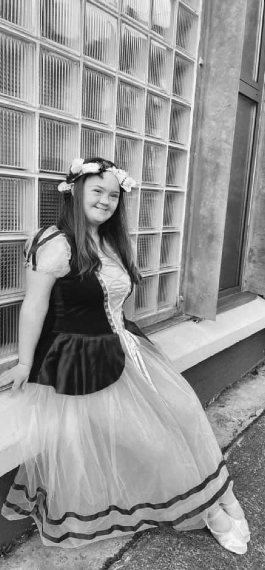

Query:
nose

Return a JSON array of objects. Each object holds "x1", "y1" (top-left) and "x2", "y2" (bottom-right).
[{"x1": 99, "y1": 193, "x2": 109, "y2": 206}]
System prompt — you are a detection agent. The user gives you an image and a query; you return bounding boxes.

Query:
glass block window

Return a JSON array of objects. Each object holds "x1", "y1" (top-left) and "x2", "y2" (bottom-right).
[
  {"x1": 0, "y1": 177, "x2": 35, "y2": 233},
  {"x1": 41, "y1": 0, "x2": 80, "y2": 50},
  {"x1": 135, "y1": 275, "x2": 158, "y2": 316},
  {"x1": 176, "y1": 3, "x2": 199, "y2": 56},
  {"x1": 145, "y1": 93, "x2": 170, "y2": 139},
  {"x1": 0, "y1": 0, "x2": 35, "y2": 32},
  {"x1": 142, "y1": 142, "x2": 167, "y2": 185},
  {"x1": 39, "y1": 180, "x2": 64, "y2": 227},
  {"x1": 158, "y1": 271, "x2": 179, "y2": 309},
  {"x1": 173, "y1": 54, "x2": 195, "y2": 101},
  {"x1": 119, "y1": 24, "x2": 148, "y2": 81},
  {"x1": 40, "y1": 50, "x2": 79, "y2": 114},
  {"x1": 139, "y1": 189, "x2": 163, "y2": 230},
  {"x1": 121, "y1": 0, "x2": 150, "y2": 26},
  {"x1": 83, "y1": 68, "x2": 115, "y2": 126},
  {"x1": 39, "y1": 117, "x2": 78, "y2": 172},
  {"x1": 149, "y1": 41, "x2": 172, "y2": 91},
  {"x1": 84, "y1": 4, "x2": 117, "y2": 68},
  {"x1": 163, "y1": 191, "x2": 184, "y2": 229},
  {"x1": 160, "y1": 232, "x2": 181, "y2": 268},
  {"x1": 169, "y1": 102, "x2": 191, "y2": 144},
  {"x1": 117, "y1": 81, "x2": 145, "y2": 133},
  {"x1": 166, "y1": 148, "x2": 188, "y2": 186},
  {"x1": 115, "y1": 136, "x2": 142, "y2": 182},
  {"x1": 0, "y1": 242, "x2": 25, "y2": 296},
  {"x1": 101, "y1": 0, "x2": 119, "y2": 6},
  {"x1": 151, "y1": 0, "x2": 174, "y2": 40},
  {"x1": 124, "y1": 188, "x2": 139, "y2": 231},
  {"x1": 182, "y1": 0, "x2": 200, "y2": 12},
  {"x1": 81, "y1": 127, "x2": 113, "y2": 161},
  {"x1": 0, "y1": 107, "x2": 34, "y2": 169},
  {"x1": 0, "y1": 303, "x2": 21, "y2": 358},
  {"x1": 0, "y1": 33, "x2": 35, "y2": 103},
  {"x1": 0, "y1": 0, "x2": 201, "y2": 358},
  {"x1": 137, "y1": 233, "x2": 160, "y2": 272}
]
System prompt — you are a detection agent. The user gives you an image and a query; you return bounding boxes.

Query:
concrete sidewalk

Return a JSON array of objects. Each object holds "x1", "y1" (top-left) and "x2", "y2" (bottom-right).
[
  {"x1": 1, "y1": 364, "x2": 265, "y2": 570},
  {"x1": 105, "y1": 412, "x2": 265, "y2": 570}
]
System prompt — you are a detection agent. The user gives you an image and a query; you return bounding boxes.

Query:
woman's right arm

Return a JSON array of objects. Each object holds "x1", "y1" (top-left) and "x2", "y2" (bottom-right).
[{"x1": 0, "y1": 268, "x2": 56, "y2": 392}]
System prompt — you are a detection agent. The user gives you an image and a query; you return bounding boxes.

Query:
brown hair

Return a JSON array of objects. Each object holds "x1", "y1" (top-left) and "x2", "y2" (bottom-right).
[{"x1": 57, "y1": 157, "x2": 141, "y2": 285}]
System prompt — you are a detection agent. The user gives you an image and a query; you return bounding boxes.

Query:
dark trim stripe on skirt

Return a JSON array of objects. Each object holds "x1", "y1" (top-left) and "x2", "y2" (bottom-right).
[
  {"x1": 5, "y1": 476, "x2": 232, "y2": 544},
  {"x1": 5, "y1": 459, "x2": 227, "y2": 524},
  {"x1": 3, "y1": 459, "x2": 231, "y2": 543}
]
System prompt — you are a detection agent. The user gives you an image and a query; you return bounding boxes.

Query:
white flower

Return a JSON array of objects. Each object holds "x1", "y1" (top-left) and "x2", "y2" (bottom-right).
[
  {"x1": 106, "y1": 167, "x2": 135, "y2": 192},
  {"x1": 122, "y1": 176, "x2": 136, "y2": 192},
  {"x1": 58, "y1": 181, "x2": 73, "y2": 193},
  {"x1": 108, "y1": 167, "x2": 125, "y2": 185},
  {"x1": 59, "y1": 161, "x2": 135, "y2": 195},
  {"x1": 70, "y1": 158, "x2": 84, "y2": 175},
  {"x1": 82, "y1": 162, "x2": 101, "y2": 175},
  {"x1": 70, "y1": 159, "x2": 102, "y2": 178}
]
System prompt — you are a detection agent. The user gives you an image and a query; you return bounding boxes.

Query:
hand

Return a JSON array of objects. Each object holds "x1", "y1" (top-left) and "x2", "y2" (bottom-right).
[{"x1": 0, "y1": 363, "x2": 31, "y2": 392}]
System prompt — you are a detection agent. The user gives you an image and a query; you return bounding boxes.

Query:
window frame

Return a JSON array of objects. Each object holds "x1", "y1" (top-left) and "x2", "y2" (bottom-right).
[{"x1": 219, "y1": 1, "x2": 265, "y2": 297}]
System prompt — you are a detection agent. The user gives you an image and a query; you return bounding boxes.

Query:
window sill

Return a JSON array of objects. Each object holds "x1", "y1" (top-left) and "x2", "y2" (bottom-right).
[
  {"x1": 149, "y1": 295, "x2": 265, "y2": 372},
  {"x1": 217, "y1": 291, "x2": 257, "y2": 314}
]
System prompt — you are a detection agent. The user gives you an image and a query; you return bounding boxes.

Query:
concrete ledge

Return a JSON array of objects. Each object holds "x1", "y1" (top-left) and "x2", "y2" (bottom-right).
[
  {"x1": 0, "y1": 392, "x2": 25, "y2": 476},
  {"x1": 0, "y1": 442, "x2": 23, "y2": 478},
  {"x1": 150, "y1": 297, "x2": 265, "y2": 371}
]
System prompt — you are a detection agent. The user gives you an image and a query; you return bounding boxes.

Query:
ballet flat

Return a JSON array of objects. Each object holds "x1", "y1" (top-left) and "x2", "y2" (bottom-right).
[
  {"x1": 206, "y1": 510, "x2": 247, "y2": 555},
  {"x1": 226, "y1": 515, "x2": 250, "y2": 543},
  {"x1": 220, "y1": 499, "x2": 250, "y2": 542}
]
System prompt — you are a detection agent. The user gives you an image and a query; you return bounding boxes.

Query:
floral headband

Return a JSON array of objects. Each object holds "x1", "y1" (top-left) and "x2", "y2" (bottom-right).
[{"x1": 58, "y1": 158, "x2": 135, "y2": 194}]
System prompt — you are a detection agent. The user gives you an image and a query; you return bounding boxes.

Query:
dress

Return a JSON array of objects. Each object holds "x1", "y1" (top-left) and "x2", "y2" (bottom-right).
[{"x1": 2, "y1": 226, "x2": 232, "y2": 548}]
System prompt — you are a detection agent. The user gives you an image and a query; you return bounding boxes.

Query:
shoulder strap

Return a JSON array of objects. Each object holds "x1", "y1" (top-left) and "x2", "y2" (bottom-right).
[{"x1": 26, "y1": 228, "x2": 62, "y2": 271}]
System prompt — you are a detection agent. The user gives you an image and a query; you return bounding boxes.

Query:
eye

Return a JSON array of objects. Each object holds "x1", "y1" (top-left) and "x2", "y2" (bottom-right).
[
  {"x1": 110, "y1": 193, "x2": 119, "y2": 199},
  {"x1": 93, "y1": 188, "x2": 101, "y2": 193}
]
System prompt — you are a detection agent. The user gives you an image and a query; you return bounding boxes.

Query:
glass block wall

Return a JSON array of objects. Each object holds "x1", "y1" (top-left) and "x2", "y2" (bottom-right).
[{"x1": 0, "y1": 0, "x2": 201, "y2": 359}]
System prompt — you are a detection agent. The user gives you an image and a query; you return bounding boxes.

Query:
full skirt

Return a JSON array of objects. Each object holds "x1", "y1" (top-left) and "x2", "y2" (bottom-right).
[{"x1": 1, "y1": 333, "x2": 231, "y2": 548}]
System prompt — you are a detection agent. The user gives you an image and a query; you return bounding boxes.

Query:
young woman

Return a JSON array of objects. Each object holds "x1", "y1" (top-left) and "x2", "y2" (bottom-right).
[{"x1": 0, "y1": 158, "x2": 249, "y2": 553}]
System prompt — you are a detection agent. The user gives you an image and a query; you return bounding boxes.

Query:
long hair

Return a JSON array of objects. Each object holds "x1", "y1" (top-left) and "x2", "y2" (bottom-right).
[{"x1": 57, "y1": 157, "x2": 141, "y2": 285}]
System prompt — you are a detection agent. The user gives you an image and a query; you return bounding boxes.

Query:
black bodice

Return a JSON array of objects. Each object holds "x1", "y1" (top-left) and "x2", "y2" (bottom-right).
[{"x1": 28, "y1": 260, "x2": 147, "y2": 396}]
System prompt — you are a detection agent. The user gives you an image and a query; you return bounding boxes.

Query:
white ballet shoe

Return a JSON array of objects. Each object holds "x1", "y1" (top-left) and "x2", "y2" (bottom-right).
[
  {"x1": 220, "y1": 498, "x2": 250, "y2": 542},
  {"x1": 206, "y1": 508, "x2": 247, "y2": 555}
]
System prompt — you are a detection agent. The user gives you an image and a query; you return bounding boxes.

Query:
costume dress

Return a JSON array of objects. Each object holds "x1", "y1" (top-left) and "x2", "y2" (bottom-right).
[{"x1": 2, "y1": 226, "x2": 232, "y2": 548}]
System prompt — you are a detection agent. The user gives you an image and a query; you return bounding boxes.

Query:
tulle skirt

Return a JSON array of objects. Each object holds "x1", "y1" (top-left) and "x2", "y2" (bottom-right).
[{"x1": 2, "y1": 333, "x2": 231, "y2": 548}]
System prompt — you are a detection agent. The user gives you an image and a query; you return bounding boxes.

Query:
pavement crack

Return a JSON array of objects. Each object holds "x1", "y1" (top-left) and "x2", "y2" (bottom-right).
[{"x1": 99, "y1": 532, "x2": 148, "y2": 570}]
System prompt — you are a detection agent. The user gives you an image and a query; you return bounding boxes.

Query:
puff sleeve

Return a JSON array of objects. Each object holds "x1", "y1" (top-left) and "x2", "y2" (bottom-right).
[{"x1": 24, "y1": 226, "x2": 71, "y2": 279}]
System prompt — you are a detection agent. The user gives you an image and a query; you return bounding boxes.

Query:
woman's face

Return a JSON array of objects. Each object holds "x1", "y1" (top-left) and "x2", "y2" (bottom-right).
[{"x1": 83, "y1": 171, "x2": 120, "y2": 228}]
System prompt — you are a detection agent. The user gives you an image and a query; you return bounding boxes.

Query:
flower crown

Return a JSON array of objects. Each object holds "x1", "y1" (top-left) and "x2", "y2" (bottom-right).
[{"x1": 58, "y1": 158, "x2": 135, "y2": 194}]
